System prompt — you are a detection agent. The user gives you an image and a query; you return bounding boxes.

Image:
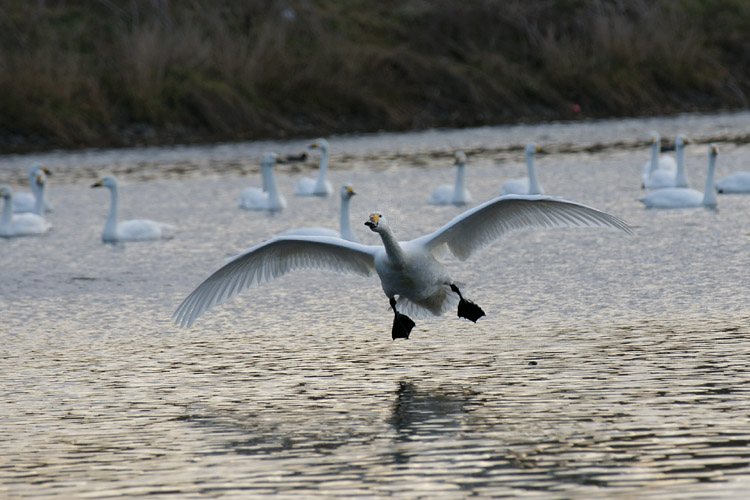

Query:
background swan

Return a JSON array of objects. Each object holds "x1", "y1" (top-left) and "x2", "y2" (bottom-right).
[
  {"x1": 642, "y1": 132, "x2": 678, "y2": 189},
  {"x1": 716, "y1": 170, "x2": 750, "y2": 193},
  {"x1": 1, "y1": 181, "x2": 53, "y2": 237},
  {"x1": 428, "y1": 151, "x2": 472, "y2": 206},
  {"x1": 238, "y1": 153, "x2": 287, "y2": 212},
  {"x1": 12, "y1": 163, "x2": 54, "y2": 213},
  {"x1": 282, "y1": 184, "x2": 360, "y2": 242},
  {"x1": 640, "y1": 143, "x2": 718, "y2": 209},
  {"x1": 174, "y1": 195, "x2": 631, "y2": 339},
  {"x1": 295, "y1": 138, "x2": 334, "y2": 196},
  {"x1": 500, "y1": 143, "x2": 544, "y2": 195},
  {"x1": 91, "y1": 175, "x2": 175, "y2": 242}
]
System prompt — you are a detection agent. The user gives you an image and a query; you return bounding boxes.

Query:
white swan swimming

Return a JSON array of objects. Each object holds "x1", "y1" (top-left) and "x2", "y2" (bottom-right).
[
  {"x1": 1, "y1": 179, "x2": 53, "y2": 237},
  {"x1": 640, "y1": 143, "x2": 718, "y2": 209},
  {"x1": 238, "y1": 153, "x2": 287, "y2": 212},
  {"x1": 91, "y1": 175, "x2": 175, "y2": 242},
  {"x1": 500, "y1": 143, "x2": 544, "y2": 195},
  {"x1": 716, "y1": 169, "x2": 750, "y2": 194},
  {"x1": 12, "y1": 163, "x2": 54, "y2": 213},
  {"x1": 174, "y1": 195, "x2": 631, "y2": 338},
  {"x1": 428, "y1": 151, "x2": 472, "y2": 206},
  {"x1": 295, "y1": 138, "x2": 334, "y2": 196},
  {"x1": 642, "y1": 132, "x2": 678, "y2": 189},
  {"x1": 282, "y1": 184, "x2": 360, "y2": 242}
]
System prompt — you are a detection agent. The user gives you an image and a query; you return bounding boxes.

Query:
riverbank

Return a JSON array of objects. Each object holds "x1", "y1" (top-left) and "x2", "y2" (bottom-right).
[{"x1": 2, "y1": 1, "x2": 750, "y2": 154}]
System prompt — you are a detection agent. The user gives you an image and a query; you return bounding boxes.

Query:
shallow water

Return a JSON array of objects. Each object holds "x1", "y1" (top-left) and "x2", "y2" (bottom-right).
[{"x1": 2, "y1": 112, "x2": 750, "y2": 499}]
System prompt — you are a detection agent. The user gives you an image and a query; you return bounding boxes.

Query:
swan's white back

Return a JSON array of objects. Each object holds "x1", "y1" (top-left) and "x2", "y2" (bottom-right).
[
  {"x1": 716, "y1": 171, "x2": 750, "y2": 193},
  {"x1": 0, "y1": 184, "x2": 52, "y2": 237}
]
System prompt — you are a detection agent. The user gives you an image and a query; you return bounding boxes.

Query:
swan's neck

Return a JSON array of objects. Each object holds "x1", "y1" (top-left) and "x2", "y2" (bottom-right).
[
  {"x1": 649, "y1": 142, "x2": 659, "y2": 174},
  {"x1": 378, "y1": 227, "x2": 406, "y2": 267},
  {"x1": 702, "y1": 155, "x2": 718, "y2": 206},
  {"x1": 314, "y1": 149, "x2": 329, "y2": 194},
  {"x1": 452, "y1": 163, "x2": 466, "y2": 204},
  {"x1": 261, "y1": 164, "x2": 271, "y2": 193},
  {"x1": 265, "y1": 166, "x2": 284, "y2": 211},
  {"x1": 339, "y1": 196, "x2": 358, "y2": 243},
  {"x1": 34, "y1": 182, "x2": 45, "y2": 215},
  {"x1": 103, "y1": 185, "x2": 119, "y2": 240},
  {"x1": 0, "y1": 196, "x2": 12, "y2": 233},
  {"x1": 526, "y1": 153, "x2": 542, "y2": 195},
  {"x1": 675, "y1": 146, "x2": 688, "y2": 188}
]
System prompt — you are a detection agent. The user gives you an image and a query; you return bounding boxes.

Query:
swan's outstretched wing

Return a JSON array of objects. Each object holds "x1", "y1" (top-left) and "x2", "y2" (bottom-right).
[
  {"x1": 174, "y1": 236, "x2": 377, "y2": 328},
  {"x1": 415, "y1": 194, "x2": 632, "y2": 261}
]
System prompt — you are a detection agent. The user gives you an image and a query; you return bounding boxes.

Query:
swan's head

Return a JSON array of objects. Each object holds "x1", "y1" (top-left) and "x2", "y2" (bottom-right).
[
  {"x1": 675, "y1": 135, "x2": 689, "y2": 149},
  {"x1": 648, "y1": 132, "x2": 661, "y2": 145},
  {"x1": 454, "y1": 151, "x2": 467, "y2": 165},
  {"x1": 0, "y1": 184, "x2": 11, "y2": 199},
  {"x1": 309, "y1": 138, "x2": 329, "y2": 152},
  {"x1": 364, "y1": 213, "x2": 385, "y2": 232},
  {"x1": 31, "y1": 163, "x2": 52, "y2": 177},
  {"x1": 341, "y1": 184, "x2": 356, "y2": 200},
  {"x1": 260, "y1": 152, "x2": 278, "y2": 168},
  {"x1": 91, "y1": 175, "x2": 118, "y2": 190},
  {"x1": 709, "y1": 143, "x2": 718, "y2": 157},
  {"x1": 525, "y1": 143, "x2": 541, "y2": 156}
]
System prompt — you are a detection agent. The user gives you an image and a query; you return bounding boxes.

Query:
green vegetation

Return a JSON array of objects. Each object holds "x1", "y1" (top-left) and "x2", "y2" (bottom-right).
[{"x1": 1, "y1": 0, "x2": 749, "y2": 152}]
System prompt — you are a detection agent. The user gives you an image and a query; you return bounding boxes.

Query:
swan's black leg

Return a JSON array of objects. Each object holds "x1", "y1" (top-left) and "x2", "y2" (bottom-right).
[
  {"x1": 390, "y1": 297, "x2": 415, "y2": 340},
  {"x1": 450, "y1": 284, "x2": 485, "y2": 323}
]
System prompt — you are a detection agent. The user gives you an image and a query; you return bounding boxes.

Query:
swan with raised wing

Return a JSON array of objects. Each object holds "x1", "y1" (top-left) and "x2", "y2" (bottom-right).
[{"x1": 174, "y1": 195, "x2": 631, "y2": 339}]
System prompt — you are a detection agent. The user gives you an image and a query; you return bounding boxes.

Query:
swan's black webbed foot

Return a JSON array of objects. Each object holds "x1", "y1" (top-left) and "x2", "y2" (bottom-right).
[
  {"x1": 390, "y1": 297, "x2": 415, "y2": 339},
  {"x1": 450, "y1": 284, "x2": 486, "y2": 323}
]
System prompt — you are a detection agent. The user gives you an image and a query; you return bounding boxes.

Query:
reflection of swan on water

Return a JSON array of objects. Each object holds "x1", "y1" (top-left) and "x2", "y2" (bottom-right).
[
  {"x1": 389, "y1": 381, "x2": 476, "y2": 437},
  {"x1": 174, "y1": 195, "x2": 631, "y2": 339}
]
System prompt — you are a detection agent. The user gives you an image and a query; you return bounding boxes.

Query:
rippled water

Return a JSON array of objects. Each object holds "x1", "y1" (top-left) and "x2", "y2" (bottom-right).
[{"x1": 2, "y1": 112, "x2": 750, "y2": 499}]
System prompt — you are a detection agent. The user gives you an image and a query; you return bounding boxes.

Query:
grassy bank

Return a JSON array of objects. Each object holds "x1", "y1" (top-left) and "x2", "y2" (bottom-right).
[{"x1": 1, "y1": 0, "x2": 749, "y2": 153}]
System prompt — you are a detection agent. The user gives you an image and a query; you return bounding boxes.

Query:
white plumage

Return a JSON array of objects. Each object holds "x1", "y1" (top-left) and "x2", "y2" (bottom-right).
[
  {"x1": 642, "y1": 132, "x2": 678, "y2": 189},
  {"x1": 283, "y1": 184, "x2": 360, "y2": 242},
  {"x1": 640, "y1": 143, "x2": 719, "y2": 209},
  {"x1": 716, "y1": 171, "x2": 750, "y2": 194},
  {"x1": 0, "y1": 181, "x2": 53, "y2": 237},
  {"x1": 12, "y1": 163, "x2": 54, "y2": 214},
  {"x1": 295, "y1": 138, "x2": 334, "y2": 196},
  {"x1": 174, "y1": 195, "x2": 631, "y2": 337},
  {"x1": 501, "y1": 143, "x2": 544, "y2": 195},
  {"x1": 428, "y1": 151, "x2": 472, "y2": 206},
  {"x1": 91, "y1": 175, "x2": 175, "y2": 242},
  {"x1": 238, "y1": 153, "x2": 287, "y2": 212}
]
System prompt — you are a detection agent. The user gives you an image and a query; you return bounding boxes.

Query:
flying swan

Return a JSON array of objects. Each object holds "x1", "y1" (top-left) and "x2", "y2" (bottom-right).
[
  {"x1": 0, "y1": 176, "x2": 53, "y2": 237},
  {"x1": 428, "y1": 151, "x2": 472, "y2": 206},
  {"x1": 642, "y1": 132, "x2": 678, "y2": 189},
  {"x1": 639, "y1": 143, "x2": 719, "y2": 209},
  {"x1": 91, "y1": 175, "x2": 175, "y2": 242},
  {"x1": 282, "y1": 184, "x2": 360, "y2": 242},
  {"x1": 238, "y1": 153, "x2": 287, "y2": 212},
  {"x1": 173, "y1": 195, "x2": 631, "y2": 339},
  {"x1": 13, "y1": 163, "x2": 54, "y2": 213},
  {"x1": 295, "y1": 138, "x2": 334, "y2": 196},
  {"x1": 500, "y1": 143, "x2": 544, "y2": 195}
]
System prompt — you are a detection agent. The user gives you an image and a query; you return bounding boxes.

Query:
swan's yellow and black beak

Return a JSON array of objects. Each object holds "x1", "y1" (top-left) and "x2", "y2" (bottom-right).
[
  {"x1": 710, "y1": 144, "x2": 718, "y2": 155},
  {"x1": 346, "y1": 186, "x2": 356, "y2": 196},
  {"x1": 41, "y1": 166, "x2": 52, "y2": 176},
  {"x1": 309, "y1": 141, "x2": 319, "y2": 149},
  {"x1": 364, "y1": 213, "x2": 381, "y2": 230},
  {"x1": 91, "y1": 179, "x2": 103, "y2": 188}
]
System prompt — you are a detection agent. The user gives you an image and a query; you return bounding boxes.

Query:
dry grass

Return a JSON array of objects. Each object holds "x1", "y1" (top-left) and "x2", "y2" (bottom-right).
[{"x1": 1, "y1": 0, "x2": 749, "y2": 151}]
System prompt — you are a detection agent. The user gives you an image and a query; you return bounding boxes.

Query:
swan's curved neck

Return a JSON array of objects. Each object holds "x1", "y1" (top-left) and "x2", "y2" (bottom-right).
[
  {"x1": 378, "y1": 226, "x2": 406, "y2": 267},
  {"x1": 452, "y1": 162, "x2": 466, "y2": 204},
  {"x1": 527, "y1": 152, "x2": 542, "y2": 195},
  {"x1": 675, "y1": 146, "x2": 688, "y2": 188},
  {"x1": 314, "y1": 148, "x2": 329, "y2": 193},
  {"x1": 265, "y1": 166, "x2": 284, "y2": 211},
  {"x1": 703, "y1": 154, "x2": 718, "y2": 206},
  {"x1": 261, "y1": 164, "x2": 272, "y2": 193},
  {"x1": 103, "y1": 185, "x2": 119, "y2": 240},
  {"x1": 34, "y1": 182, "x2": 45, "y2": 215},
  {"x1": 649, "y1": 141, "x2": 660, "y2": 174},
  {"x1": 1, "y1": 196, "x2": 12, "y2": 233},
  {"x1": 340, "y1": 196, "x2": 358, "y2": 243}
]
